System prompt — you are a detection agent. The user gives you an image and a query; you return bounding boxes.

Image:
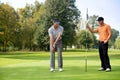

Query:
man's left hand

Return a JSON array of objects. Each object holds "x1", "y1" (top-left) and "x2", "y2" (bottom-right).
[
  {"x1": 53, "y1": 43, "x2": 56, "y2": 48},
  {"x1": 104, "y1": 40, "x2": 108, "y2": 43}
]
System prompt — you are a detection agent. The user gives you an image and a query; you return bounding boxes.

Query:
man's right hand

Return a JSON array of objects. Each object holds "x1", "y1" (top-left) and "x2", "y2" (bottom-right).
[
  {"x1": 86, "y1": 23, "x2": 90, "y2": 29},
  {"x1": 86, "y1": 23, "x2": 97, "y2": 33},
  {"x1": 51, "y1": 44, "x2": 55, "y2": 52},
  {"x1": 51, "y1": 47, "x2": 55, "y2": 52},
  {"x1": 53, "y1": 43, "x2": 56, "y2": 48}
]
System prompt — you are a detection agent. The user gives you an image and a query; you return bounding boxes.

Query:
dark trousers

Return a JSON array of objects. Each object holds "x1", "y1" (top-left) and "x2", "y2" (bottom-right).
[{"x1": 98, "y1": 41, "x2": 111, "y2": 69}]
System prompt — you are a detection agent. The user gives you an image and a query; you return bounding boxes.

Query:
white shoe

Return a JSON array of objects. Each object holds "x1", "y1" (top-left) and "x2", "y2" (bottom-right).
[
  {"x1": 105, "y1": 68, "x2": 111, "y2": 72},
  {"x1": 50, "y1": 68, "x2": 55, "y2": 72},
  {"x1": 98, "y1": 67, "x2": 105, "y2": 71},
  {"x1": 59, "y1": 68, "x2": 63, "y2": 72}
]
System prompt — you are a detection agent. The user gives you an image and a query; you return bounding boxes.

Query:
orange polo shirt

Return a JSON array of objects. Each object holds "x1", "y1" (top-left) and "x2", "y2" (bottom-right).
[{"x1": 96, "y1": 23, "x2": 112, "y2": 41}]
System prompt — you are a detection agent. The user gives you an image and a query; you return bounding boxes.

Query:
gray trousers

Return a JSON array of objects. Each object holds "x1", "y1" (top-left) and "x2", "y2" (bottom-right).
[{"x1": 50, "y1": 41, "x2": 63, "y2": 69}]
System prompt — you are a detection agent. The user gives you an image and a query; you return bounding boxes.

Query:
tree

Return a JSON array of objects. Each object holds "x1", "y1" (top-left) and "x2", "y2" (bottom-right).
[
  {"x1": 0, "y1": 0, "x2": 81, "y2": 51},
  {"x1": 32, "y1": 2, "x2": 48, "y2": 50},
  {"x1": 0, "y1": 3, "x2": 18, "y2": 51},
  {"x1": 109, "y1": 29, "x2": 119, "y2": 47},
  {"x1": 39, "y1": 0, "x2": 80, "y2": 50},
  {"x1": 114, "y1": 36, "x2": 120, "y2": 49},
  {"x1": 76, "y1": 30, "x2": 95, "y2": 49},
  {"x1": 18, "y1": 4, "x2": 37, "y2": 50},
  {"x1": 88, "y1": 15, "x2": 98, "y2": 29},
  {"x1": 76, "y1": 15, "x2": 98, "y2": 49}
]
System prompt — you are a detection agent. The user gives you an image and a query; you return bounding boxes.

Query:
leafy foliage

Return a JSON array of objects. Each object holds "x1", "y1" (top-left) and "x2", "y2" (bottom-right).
[
  {"x1": 0, "y1": 3, "x2": 18, "y2": 51},
  {"x1": 0, "y1": 1, "x2": 119, "y2": 51},
  {"x1": 76, "y1": 30, "x2": 95, "y2": 49}
]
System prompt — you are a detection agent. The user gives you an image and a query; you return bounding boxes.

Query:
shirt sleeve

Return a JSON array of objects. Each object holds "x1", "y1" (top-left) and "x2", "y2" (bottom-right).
[
  {"x1": 59, "y1": 26, "x2": 64, "y2": 35},
  {"x1": 107, "y1": 25, "x2": 112, "y2": 31},
  {"x1": 107, "y1": 25, "x2": 112, "y2": 35},
  {"x1": 48, "y1": 28, "x2": 53, "y2": 36}
]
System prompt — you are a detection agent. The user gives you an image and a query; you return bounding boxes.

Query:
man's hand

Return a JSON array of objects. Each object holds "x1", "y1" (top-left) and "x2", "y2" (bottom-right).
[
  {"x1": 51, "y1": 43, "x2": 56, "y2": 52},
  {"x1": 104, "y1": 40, "x2": 108, "y2": 44},
  {"x1": 53, "y1": 43, "x2": 56, "y2": 48},
  {"x1": 86, "y1": 23, "x2": 97, "y2": 33},
  {"x1": 86, "y1": 23, "x2": 90, "y2": 29},
  {"x1": 51, "y1": 47, "x2": 55, "y2": 52}
]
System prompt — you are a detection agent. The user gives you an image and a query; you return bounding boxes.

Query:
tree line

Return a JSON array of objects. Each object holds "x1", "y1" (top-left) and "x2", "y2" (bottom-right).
[{"x1": 0, "y1": 0, "x2": 119, "y2": 52}]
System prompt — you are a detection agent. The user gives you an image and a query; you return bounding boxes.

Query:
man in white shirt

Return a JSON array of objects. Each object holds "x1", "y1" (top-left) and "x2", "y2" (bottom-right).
[{"x1": 48, "y1": 18, "x2": 64, "y2": 72}]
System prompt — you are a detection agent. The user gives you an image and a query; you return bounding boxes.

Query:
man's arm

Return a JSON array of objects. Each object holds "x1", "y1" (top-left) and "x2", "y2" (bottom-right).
[
  {"x1": 48, "y1": 28, "x2": 55, "y2": 51},
  {"x1": 50, "y1": 35, "x2": 54, "y2": 47},
  {"x1": 54, "y1": 34, "x2": 61, "y2": 45},
  {"x1": 50, "y1": 35, "x2": 56, "y2": 52},
  {"x1": 53, "y1": 27, "x2": 63, "y2": 46},
  {"x1": 86, "y1": 23, "x2": 98, "y2": 33},
  {"x1": 104, "y1": 26, "x2": 112, "y2": 43}
]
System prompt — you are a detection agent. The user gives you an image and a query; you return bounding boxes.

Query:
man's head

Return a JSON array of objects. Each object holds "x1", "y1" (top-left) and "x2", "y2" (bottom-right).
[
  {"x1": 53, "y1": 18, "x2": 60, "y2": 29},
  {"x1": 96, "y1": 17, "x2": 104, "y2": 25}
]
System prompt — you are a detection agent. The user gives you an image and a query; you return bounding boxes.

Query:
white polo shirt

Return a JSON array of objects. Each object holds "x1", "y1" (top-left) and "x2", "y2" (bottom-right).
[{"x1": 48, "y1": 25, "x2": 64, "y2": 40}]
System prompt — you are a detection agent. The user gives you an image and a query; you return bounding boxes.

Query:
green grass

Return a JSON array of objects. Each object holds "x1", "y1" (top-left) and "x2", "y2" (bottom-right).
[{"x1": 0, "y1": 49, "x2": 120, "y2": 80}]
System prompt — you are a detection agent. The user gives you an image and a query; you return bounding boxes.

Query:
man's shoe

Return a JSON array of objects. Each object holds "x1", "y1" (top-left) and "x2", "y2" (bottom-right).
[
  {"x1": 59, "y1": 68, "x2": 63, "y2": 72},
  {"x1": 98, "y1": 67, "x2": 105, "y2": 71},
  {"x1": 50, "y1": 68, "x2": 55, "y2": 72},
  {"x1": 105, "y1": 68, "x2": 111, "y2": 72}
]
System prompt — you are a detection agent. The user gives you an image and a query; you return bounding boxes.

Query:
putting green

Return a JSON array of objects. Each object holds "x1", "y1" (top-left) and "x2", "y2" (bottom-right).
[{"x1": 0, "y1": 49, "x2": 120, "y2": 80}]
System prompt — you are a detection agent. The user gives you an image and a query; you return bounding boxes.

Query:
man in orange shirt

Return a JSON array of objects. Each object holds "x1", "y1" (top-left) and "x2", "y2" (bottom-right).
[{"x1": 86, "y1": 17, "x2": 112, "y2": 72}]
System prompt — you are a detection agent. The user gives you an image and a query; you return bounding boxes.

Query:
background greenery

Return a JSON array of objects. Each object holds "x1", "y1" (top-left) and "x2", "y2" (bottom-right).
[
  {"x1": 0, "y1": 0, "x2": 119, "y2": 80},
  {"x1": 0, "y1": 49, "x2": 120, "y2": 80},
  {"x1": 0, "y1": 0, "x2": 120, "y2": 52}
]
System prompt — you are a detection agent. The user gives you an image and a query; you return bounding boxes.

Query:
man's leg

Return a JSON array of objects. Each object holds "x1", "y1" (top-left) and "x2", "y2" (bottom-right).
[
  {"x1": 50, "y1": 46, "x2": 55, "y2": 70},
  {"x1": 99, "y1": 42, "x2": 105, "y2": 69},
  {"x1": 103, "y1": 42, "x2": 111, "y2": 69},
  {"x1": 57, "y1": 42, "x2": 63, "y2": 70}
]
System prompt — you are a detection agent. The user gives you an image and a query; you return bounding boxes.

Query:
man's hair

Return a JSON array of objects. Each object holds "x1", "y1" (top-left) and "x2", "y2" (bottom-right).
[
  {"x1": 53, "y1": 18, "x2": 60, "y2": 23},
  {"x1": 96, "y1": 17, "x2": 104, "y2": 21}
]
